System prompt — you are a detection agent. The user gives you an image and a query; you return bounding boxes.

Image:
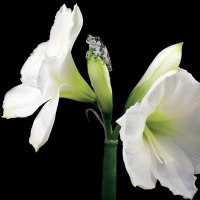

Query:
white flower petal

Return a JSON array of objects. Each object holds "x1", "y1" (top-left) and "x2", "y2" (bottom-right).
[
  {"x1": 58, "y1": 50, "x2": 82, "y2": 83},
  {"x1": 68, "y1": 4, "x2": 83, "y2": 50},
  {"x1": 20, "y1": 42, "x2": 47, "y2": 87},
  {"x1": 150, "y1": 135, "x2": 197, "y2": 199},
  {"x1": 46, "y1": 4, "x2": 83, "y2": 56},
  {"x1": 2, "y1": 84, "x2": 48, "y2": 118},
  {"x1": 144, "y1": 69, "x2": 200, "y2": 120},
  {"x1": 123, "y1": 141, "x2": 156, "y2": 189},
  {"x1": 29, "y1": 84, "x2": 70, "y2": 152},
  {"x1": 37, "y1": 52, "x2": 66, "y2": 97},
  {"x1": 171, "y1": 135, "x2": 200, "y2": 174},
  {"x1": 117, "y1": 102, "x2": 155, "y2": 154}
]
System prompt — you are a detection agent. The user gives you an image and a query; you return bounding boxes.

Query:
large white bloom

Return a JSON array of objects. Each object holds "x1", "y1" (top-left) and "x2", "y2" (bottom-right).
[
  {"x1": 2, "y1": 4, "x2": 96, "y2": 151},
  {"x1": 116, "y1": 69, "x2": 200, "y2": 199}
]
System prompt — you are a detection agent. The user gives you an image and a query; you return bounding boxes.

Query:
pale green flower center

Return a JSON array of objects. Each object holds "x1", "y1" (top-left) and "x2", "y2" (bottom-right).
[{"x1": 144, "y1": 125, "x2": 174, "y2": 164}]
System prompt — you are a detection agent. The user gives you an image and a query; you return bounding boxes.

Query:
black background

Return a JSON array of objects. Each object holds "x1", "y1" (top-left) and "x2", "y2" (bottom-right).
[{"x1": 1, "y1": 1, "x2": 200, "y2": 199}]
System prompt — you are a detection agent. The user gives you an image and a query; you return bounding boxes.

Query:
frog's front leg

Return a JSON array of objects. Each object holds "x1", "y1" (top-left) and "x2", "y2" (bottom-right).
[{"x1": 93, "y1": 50, "x2": 101, "y2": 60}]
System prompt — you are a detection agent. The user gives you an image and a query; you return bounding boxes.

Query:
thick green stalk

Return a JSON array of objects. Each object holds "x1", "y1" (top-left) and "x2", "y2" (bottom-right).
[{"x1": 102, "y1": 140, "x2": 118, "y2": 200}]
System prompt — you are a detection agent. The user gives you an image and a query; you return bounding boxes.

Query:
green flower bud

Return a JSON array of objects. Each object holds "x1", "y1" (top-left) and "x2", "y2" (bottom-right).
[
  {"x1": 125, "y1": 43, "x2": 183, "y2": 110},
  {"x1": 87, "y1": 55, "x2": 113, "y2": 115}
]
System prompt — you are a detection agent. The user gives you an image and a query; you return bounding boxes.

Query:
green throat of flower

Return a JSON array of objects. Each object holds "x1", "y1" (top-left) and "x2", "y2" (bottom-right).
[{"x1": 144, "y1": 125, "x2": 174, "y2": 164}]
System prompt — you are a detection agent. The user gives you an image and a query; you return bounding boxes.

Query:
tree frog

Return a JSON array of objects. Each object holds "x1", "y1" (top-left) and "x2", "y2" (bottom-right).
[{"x1": 86, "y1": 34, "x2": 112, "y2": 72}]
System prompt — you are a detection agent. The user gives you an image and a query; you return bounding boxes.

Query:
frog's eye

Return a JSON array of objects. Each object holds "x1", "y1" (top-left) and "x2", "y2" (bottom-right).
[{"x1": 95, "y1": 37, "x2": 99, "y2": 42}]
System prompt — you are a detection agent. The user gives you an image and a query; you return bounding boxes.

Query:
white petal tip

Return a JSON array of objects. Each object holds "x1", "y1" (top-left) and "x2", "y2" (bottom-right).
[
  {"x1": 177, "y1": 42, "x2": 183, "y2": 46},
  {"x1": 175, "y1": 42, "x2": 183, "y2": 51},
  {"x1": 115, "y1": 118, "x2": 121, "y2": 125},
  {"x1": 178, "y1": 42, "x2": 183, "y2": 48},
  {"x1": 73, "y1": 4, "x2": 80, "y2": 16},
  {"x1": 29, "y1": 138, "x2": 43, "y2": 152},
  {"x1": 116, "y1": 115, "x2": 125, "y2": 125},
  {"x1": 172, "y1": 42, "x2": 183, "y2": 48},
  {"x1": 61, "y1": 4, "x2": 67, "y2": 10},
  {"x1": 34, "y1": 147, "x2": 39, "y2": 153},
  {"x1": 74, "y1": 4, "x2": 78, "y2": 10},
  {"x1": 2, "y1": 109, "x2": 16, "y2": 119},
  {"x1": 30, "y1": 142, "x2": 41, "y2": 152},
  {"x1": 59, "y1": 4, "x2": 72, "y2": 15},
  {"x1": 179, "y1": 42, "x2": 184, "y2": 46},
  {"x1": 1, "y1": 116, "x2": 10, "y2": 119}
]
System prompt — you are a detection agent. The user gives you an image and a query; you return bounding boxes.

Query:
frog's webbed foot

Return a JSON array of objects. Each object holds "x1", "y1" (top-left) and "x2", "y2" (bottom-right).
[
  {"x1": 107, "y1": 63, "x2": 112, "y2": 72},
  {"x1": 94, "y1": 54, "x2": 97, "y2": 60}
]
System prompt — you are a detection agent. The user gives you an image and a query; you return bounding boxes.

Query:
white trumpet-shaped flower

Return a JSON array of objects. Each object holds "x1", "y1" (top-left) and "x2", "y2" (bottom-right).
[
  {"x1": 116, "y1": 69, "x2": 200, "y2": 199},
  {"x1": 2, "y1": 4, "x2": 96, "y2": 151}
]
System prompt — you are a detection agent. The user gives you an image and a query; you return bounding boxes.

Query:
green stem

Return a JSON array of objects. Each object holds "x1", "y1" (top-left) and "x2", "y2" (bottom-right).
[
  {"x1": 104, "y1": 120, "x2": 113, "y2": 140},
  {"x1": 102, "y1": 140, "x2": 118, "y2": 200}
]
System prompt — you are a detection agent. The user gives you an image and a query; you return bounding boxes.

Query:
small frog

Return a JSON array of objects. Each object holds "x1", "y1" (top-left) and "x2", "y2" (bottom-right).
[{"x1": 86, "y1": 34, "x2": 112, "y2": 72}]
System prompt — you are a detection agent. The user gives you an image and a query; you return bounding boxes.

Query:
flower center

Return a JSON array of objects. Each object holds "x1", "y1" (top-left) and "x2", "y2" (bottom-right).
[{"x1": 144, "y1": 125, "x2": 174, "y2": 164}]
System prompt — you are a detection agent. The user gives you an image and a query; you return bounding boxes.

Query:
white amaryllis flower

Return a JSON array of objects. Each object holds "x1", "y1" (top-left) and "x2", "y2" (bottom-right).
[
  {"x1": 2, "y1": 4, "x2": 96, "y2": 151},
  {"x1": 116, "y1": 69, "x2": 200, "y2": 199}
]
